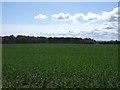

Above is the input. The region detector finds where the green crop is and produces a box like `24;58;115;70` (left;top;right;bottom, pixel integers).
2;44;119;88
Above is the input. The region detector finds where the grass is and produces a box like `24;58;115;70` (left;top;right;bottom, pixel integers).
2;44;119;88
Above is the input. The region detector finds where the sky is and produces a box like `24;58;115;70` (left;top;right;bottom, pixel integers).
2;2;119;41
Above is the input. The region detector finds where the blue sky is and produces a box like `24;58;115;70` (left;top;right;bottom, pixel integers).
2;2;119;41
3;2;117;24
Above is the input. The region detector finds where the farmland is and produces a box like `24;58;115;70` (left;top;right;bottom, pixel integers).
2;44;119;88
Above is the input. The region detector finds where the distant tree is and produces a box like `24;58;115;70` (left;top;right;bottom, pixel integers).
1;35;104;44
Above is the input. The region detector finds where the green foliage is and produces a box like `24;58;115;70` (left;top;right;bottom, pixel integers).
2;44;119;88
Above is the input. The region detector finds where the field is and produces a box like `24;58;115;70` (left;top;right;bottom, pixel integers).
2;44;119;88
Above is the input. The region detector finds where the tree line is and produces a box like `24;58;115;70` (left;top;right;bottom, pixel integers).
98;40;120;44
2;35;120;44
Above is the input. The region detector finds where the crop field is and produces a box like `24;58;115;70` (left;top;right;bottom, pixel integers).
2;44;119;88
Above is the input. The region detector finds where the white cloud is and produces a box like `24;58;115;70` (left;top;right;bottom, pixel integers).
34;14;48;20
33;7;119;24
86;12;100;22
71;13;85;23
102;21;118;30
70;12;100;23
52;12;71;21
33;7;120;23
86;7;119;22
51;7;119;23
101;7;119;22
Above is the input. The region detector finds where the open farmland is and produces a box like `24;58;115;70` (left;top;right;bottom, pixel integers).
2;44;119;88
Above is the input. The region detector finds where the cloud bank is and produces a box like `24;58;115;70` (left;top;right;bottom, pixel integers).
2;20;118;41
50;7;119;23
